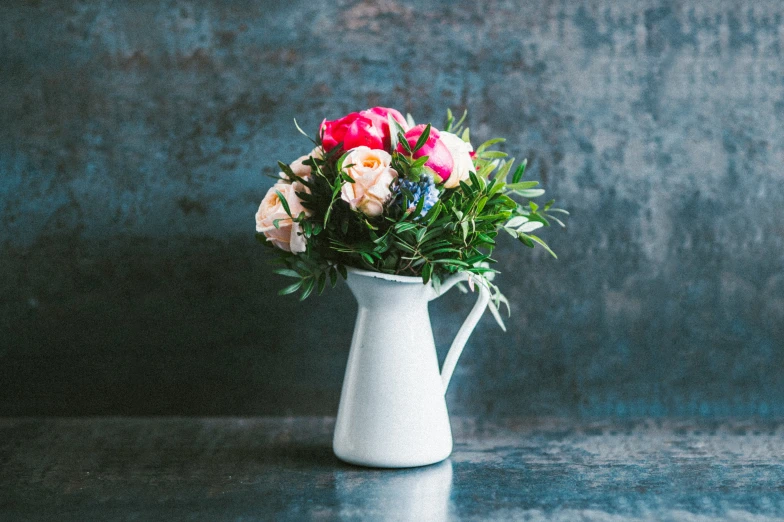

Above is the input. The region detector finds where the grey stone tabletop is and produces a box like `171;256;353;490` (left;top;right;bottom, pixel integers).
2;417;783;521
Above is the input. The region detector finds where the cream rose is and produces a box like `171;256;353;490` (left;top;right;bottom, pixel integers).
255;181;311;253
340;147;398;217
280;146;324;181
440;132;474;189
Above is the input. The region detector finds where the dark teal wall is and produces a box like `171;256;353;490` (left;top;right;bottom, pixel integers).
1;1;783;416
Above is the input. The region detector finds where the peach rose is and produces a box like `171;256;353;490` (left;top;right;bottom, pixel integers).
255;181;311;253
340;147;398;217
280;146;323;181
440;132;474;189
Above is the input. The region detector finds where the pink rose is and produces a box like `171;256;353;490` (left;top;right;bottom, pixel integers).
362;106;408;147
255;181;311;253
396;124;454;184
321;107;408;152
340;147;398;217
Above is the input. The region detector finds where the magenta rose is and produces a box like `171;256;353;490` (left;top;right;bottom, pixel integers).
362;106;408;145
321;107;408;152
396;124;454;183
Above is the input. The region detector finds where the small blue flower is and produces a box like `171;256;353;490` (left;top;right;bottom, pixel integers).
397;175;440;218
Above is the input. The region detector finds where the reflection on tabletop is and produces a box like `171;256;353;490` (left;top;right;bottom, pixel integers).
335;459;453;521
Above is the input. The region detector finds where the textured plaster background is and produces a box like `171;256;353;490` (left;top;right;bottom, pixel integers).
1;0;782;416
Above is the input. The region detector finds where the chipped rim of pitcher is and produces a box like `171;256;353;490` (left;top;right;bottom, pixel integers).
345;266;426;284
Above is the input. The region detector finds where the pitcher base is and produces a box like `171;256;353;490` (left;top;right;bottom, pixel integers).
333;444;452;469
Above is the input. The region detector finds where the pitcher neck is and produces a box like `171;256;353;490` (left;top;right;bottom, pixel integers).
345;268;436;309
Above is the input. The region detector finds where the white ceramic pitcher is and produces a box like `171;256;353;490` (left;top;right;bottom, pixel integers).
333;267;490;468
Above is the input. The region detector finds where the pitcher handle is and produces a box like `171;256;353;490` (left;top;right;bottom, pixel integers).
431;273;490;393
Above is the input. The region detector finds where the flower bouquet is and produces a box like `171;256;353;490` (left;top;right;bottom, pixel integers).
255;106;565;328
255;106;565;467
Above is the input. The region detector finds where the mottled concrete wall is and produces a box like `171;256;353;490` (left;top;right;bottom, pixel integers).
1;0;782;416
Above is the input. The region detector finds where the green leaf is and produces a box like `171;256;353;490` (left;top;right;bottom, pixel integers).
518;221;544;233
476;212;512;222
422;263;433;284
336;150;353;173
337;264;348;279
497;195;518;208
425;247;462;256
431;258;470;267
465;253;489;265
409;191;424;217
395;222;418;233
407;166;424;182
453;109;468;131
420;239;451;252
506;181;539;190
475;196;488;214
476;138;506;154
460;220;469;241
512;158;528;183
516;188;546;198
412;124;431;154
528;234;558;258
546;213;567;228
274;268;300;278
393;240;416;253
488;180;506;196
275;190;292;217
506;216;529;228
527;213;550;227
479;151;508;159
468;170;484;191
398;132;412;154
293;119;315;143
300;278;315;300
461;127;470;142
277;161;298;182
388;114;400;151
476;233;496;245
444;108;454;132
494;158;514;183
517;234;534;248
409;155;427;169
426;201;442;226
477;161;496;178
279;281;303;296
